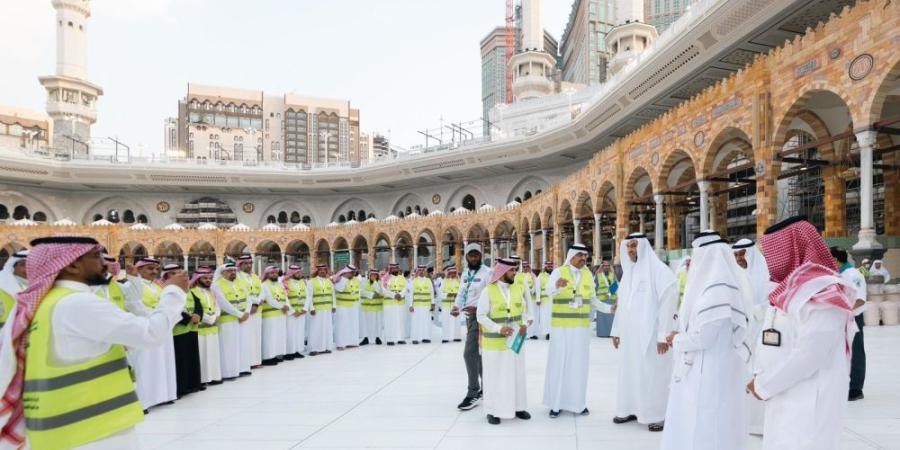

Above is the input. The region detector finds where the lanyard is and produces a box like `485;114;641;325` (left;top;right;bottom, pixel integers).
460;268;478;304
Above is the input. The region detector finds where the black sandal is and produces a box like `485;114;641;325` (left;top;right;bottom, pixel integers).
612;415;637;424
648;422;664;432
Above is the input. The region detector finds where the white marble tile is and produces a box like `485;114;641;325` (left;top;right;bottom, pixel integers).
134;325;900;449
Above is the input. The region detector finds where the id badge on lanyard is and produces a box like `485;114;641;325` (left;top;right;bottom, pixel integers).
761;311;781;347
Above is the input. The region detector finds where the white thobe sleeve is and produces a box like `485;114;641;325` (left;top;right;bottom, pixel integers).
305;280;315;311
360;283;374;299
334;277;348;292
406;284;414;307
261;284;284;310
590;298;614;314
212;284;243;318
672;317;728;353
202;294;220;325
331;283;337;308
475;288;502;334
428;280;435;305
123;277;152;316
54;286;186;349
656;282;679;343
754;306;850;401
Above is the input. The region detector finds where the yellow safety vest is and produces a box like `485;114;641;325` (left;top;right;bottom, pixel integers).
261;280;287;318
481;283;525;351
441;278;460;307
234;272;262;300
173;289;199;336
285;278;307;312
387;276;407;304
514;272;534;292
361;280;384;312
677;270;689;308
191;287;218;336
215;278;247;324
0;289;14;328
538;272;550;303
550;265;595;328
336;277;360;308
24;287;144;450
596;271;617;302
311;278;334;311
412;278;432;306
103;282;127;312
141;281;162;308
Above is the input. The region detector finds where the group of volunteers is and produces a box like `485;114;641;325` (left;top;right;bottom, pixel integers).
0;216;878;449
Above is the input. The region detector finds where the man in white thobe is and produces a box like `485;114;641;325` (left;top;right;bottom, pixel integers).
333;265;362;350
0;237;189;450
283;265;308;359
360;268;385;345
382;263;409;345
130;258;179;410
534;261;554;340
189;267;223;385
211;263;251;380
305;264;336;355
260;265;289;365
747;217;858;450
235;255;263;368
733;238;772;435
610;233;678;431
515;260;540;340
476;258;533;425
409;265;435;344
437;267;462;342
543;244;613;418
660;231;752;450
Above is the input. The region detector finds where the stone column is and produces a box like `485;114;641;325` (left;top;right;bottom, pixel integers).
390;246;397;264
280;252;286;271
529;231;537;266
884;149;900;236
367;243;376;270
490;238;497;263
540;230;548;264
183;254;189;271
697;180;710;231
593;213;602;265
516;231;526;260
456;240;465;269
412;244;419;268
573;219;582;245
666;203;682;250
853;130;882;250
654;194;664;255
329;250;335;272
638;212;645;235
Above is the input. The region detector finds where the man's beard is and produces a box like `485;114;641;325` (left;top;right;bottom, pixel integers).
544;269;552;274
390;271;399;276
89;272;113;286
467;260;481;271
199;280;212;289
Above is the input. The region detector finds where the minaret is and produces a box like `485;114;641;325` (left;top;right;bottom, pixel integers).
39;0;103;155
606;0;658;76
509;0;556;101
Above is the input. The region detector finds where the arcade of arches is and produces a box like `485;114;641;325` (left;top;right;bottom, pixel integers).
1;1;899;274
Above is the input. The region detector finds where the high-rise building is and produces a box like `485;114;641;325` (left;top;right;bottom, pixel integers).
509;0;557;101
480;21;559;135
171;83;361;165
38;0;103;156
559;0;616;86
645;0;695;33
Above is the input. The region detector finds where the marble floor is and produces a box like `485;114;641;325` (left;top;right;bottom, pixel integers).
136;325;900;450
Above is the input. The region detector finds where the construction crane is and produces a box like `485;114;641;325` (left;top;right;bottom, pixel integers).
504;0;515;104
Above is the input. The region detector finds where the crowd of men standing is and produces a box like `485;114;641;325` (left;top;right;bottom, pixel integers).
0;215;884;449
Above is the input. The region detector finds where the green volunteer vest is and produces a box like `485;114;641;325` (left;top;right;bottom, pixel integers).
412;278;432;306
336;277;360;308
361;280;384;312
538;272;550;303
261;280;287;318
141;281;162;308
215;278;247;324
388;276;407;304
173;289;198;336
191;287;219;335
0;289;14;328
285;278;307;311
234;272;262;302
24;287;144;450
596;271;617;302
441;278;460;307
481;283;525;351
311;277;334;311
104;282;127;312
514;272;534;292
550;265;595;328
676;270;689;308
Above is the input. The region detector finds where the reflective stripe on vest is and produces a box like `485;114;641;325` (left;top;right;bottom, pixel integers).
538;272;550;303
441;278;460;306
285;278;307;310
550;266;594;328
412;278;432;305
215;278;247;324
173;289;199;336
24;287;143;449
234;272;262;298
482;283;525;351
361;281;383;312
336;278;360;308
261;280;287;318
311;278;334;310
388;276;407;303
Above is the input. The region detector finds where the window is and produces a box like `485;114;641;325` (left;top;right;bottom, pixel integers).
33;211;47;222
278;211;288;224
358;210;366;220
462;194;476;210
12;206;29;220
92;214;103;222
123;210;135;223
0;205;7;220
107;209;120;223
267;215;277;224
137;214;148;224
338;215;346;223
290;211;301;223
302;216;311;224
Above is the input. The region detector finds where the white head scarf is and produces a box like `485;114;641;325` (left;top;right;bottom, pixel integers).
674;232;753;380
617;233;678;351
733;239;771;307
675;255;691;275
564;244;590;267
0;251;28;295
214;263;237;282
869;260;890;282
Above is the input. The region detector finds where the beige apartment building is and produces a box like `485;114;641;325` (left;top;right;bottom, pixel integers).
170;83;361;165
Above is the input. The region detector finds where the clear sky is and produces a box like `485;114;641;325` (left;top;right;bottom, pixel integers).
0;0;575;154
